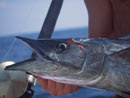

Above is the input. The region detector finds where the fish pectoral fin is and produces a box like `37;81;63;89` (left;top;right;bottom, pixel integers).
110;48;130;61
113;91;130;98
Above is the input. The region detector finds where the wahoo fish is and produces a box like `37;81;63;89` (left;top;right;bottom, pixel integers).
6;36;130;98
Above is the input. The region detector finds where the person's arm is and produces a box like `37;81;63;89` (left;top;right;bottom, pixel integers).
84;0;114;38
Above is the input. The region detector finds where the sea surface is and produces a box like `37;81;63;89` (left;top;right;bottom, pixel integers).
0;28;115;98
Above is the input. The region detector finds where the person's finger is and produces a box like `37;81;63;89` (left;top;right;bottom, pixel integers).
56;82;64;96
71;85;81;93
37;77;48;92
63;84;72;94
37;77;81;96
47;80;56;96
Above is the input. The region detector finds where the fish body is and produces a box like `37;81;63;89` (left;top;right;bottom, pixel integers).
6;36;130;98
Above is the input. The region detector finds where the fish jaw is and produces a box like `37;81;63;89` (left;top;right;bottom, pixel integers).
5;58;103;86
5;58;84;82
30;71;103;86
5;58;64;74
16;36;87;68
30;72;93;86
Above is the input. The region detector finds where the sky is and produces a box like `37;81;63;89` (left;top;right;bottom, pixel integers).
0;0;88;36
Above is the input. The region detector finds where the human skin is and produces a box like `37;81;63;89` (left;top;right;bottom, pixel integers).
85;0;130;98
85;0;130;39
37;0;130;96
37;77;81;96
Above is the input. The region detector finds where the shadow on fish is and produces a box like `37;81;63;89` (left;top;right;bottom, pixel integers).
5;36;130;98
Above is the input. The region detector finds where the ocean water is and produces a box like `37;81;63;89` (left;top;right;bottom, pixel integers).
0;0;88;36
0;28;115;98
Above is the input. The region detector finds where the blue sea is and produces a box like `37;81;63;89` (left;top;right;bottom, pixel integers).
0;28;115;98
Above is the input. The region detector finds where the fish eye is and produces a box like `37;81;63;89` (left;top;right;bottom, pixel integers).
57;43;67;52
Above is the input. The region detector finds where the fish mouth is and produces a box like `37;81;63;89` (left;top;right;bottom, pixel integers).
16;36;50;60
16;36;64;62
5;59;86;86
6;36;91;85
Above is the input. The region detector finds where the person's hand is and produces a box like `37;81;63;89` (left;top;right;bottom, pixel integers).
37;77;81;96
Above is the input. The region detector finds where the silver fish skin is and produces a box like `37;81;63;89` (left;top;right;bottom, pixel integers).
6;36;130;98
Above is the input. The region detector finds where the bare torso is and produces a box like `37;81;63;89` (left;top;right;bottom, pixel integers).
85;0;130;97
111;0;130;35
85;0;130;38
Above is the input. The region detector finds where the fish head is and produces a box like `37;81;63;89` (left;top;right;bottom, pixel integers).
32;38;104;73
16;36;87;68
6;37;105;86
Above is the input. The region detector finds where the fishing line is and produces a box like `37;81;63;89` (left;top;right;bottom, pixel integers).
2;38;16;62
1;0;40;62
